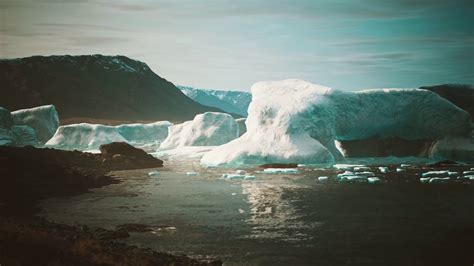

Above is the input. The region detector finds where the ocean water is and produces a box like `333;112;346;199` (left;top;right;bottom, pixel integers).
41;159;474;265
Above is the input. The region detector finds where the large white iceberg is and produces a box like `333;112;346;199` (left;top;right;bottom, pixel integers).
201;79;471;167
46;123;126;151
116;121;172;146
159;112;239;150
11;105;59;143
46;121;173;151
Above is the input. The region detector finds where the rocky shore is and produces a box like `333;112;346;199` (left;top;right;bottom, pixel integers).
0;144;222;265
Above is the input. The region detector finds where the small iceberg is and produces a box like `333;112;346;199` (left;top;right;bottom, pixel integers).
421;171;449;178
222;173;246;180
420;177;431;184
341;176;368;183
400;164;411;168
367;177;381;184
462;171;474;175
186;171;198;176
318;176;329;182
148;171;160;177
262;168;299;174
378;167;389;173
429;177;451;184
244;175;256;180
396;168;406;173
353;166;371;172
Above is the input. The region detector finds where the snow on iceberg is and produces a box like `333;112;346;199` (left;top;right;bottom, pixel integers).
159;112;239;150
201;79;471;167
11;105;59;143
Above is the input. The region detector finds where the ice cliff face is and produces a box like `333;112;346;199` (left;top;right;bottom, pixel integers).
0;105;58;146
201;79;472;167
178;86;251;116
11;105;59;143
159;112;239;150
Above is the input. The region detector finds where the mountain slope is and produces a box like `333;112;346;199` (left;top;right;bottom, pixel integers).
0;55;229;123
178;85;251;116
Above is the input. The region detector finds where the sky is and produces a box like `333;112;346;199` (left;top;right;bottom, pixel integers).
1;0;473;91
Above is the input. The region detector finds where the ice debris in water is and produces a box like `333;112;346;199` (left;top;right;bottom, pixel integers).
354;171;375;177
222;174;245;179
333;164;365;171
262;168;299;174
400;164;411;168
367;177;381;184
340;175;368;183
244;175;256;180
463;171;474;175
457;175;474;180
378;167;389;173
148;171;160;177
353;166;371;172
420;177;431;184
236;169;247;175
421;171;450;178
396;168;406;173
429;177;451;184
186;171;198;176
318;176;329;182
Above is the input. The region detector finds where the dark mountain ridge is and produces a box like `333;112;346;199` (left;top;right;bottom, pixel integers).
0;55;233;123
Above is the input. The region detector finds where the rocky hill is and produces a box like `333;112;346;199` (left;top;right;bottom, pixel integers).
0;55;230;123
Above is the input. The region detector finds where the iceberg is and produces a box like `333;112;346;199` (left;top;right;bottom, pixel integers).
45;121;172;151
11;105;59;143
159;112;239;150
148;171;160;177
116;121;172;146
201;79;471;167
0;107;39;146
367;177;381;184
236;118;247;136
46;123;126;151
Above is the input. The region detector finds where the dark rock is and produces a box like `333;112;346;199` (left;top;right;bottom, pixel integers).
259;163;298;168
99;142;163;169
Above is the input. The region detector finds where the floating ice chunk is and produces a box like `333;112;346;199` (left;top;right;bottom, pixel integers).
353;166;371;172
367;177;381;184
337;171;354;180
148;171;160;177
396;168;406;173
420;177;431;184
354;171;375;177
421;171;449;178
244;175;256;180
447;171;458;177
429;177;451;184
262;168;299;174
186;171;198;176
236;169;247;175
378;167;389;173
222;173;245;179
470;168;474;171
318;176;329;182
340;175;368;183
463;171;474;175
333;164;365;171
457;175;474;180
400;164;411;168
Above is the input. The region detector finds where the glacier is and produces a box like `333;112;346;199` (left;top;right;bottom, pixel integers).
201;79;471;167
159;112;239;150
178;86;252;116
46;121;172;151
11;105;59;143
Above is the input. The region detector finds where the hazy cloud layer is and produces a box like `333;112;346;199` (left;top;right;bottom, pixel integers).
1;0;472;90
